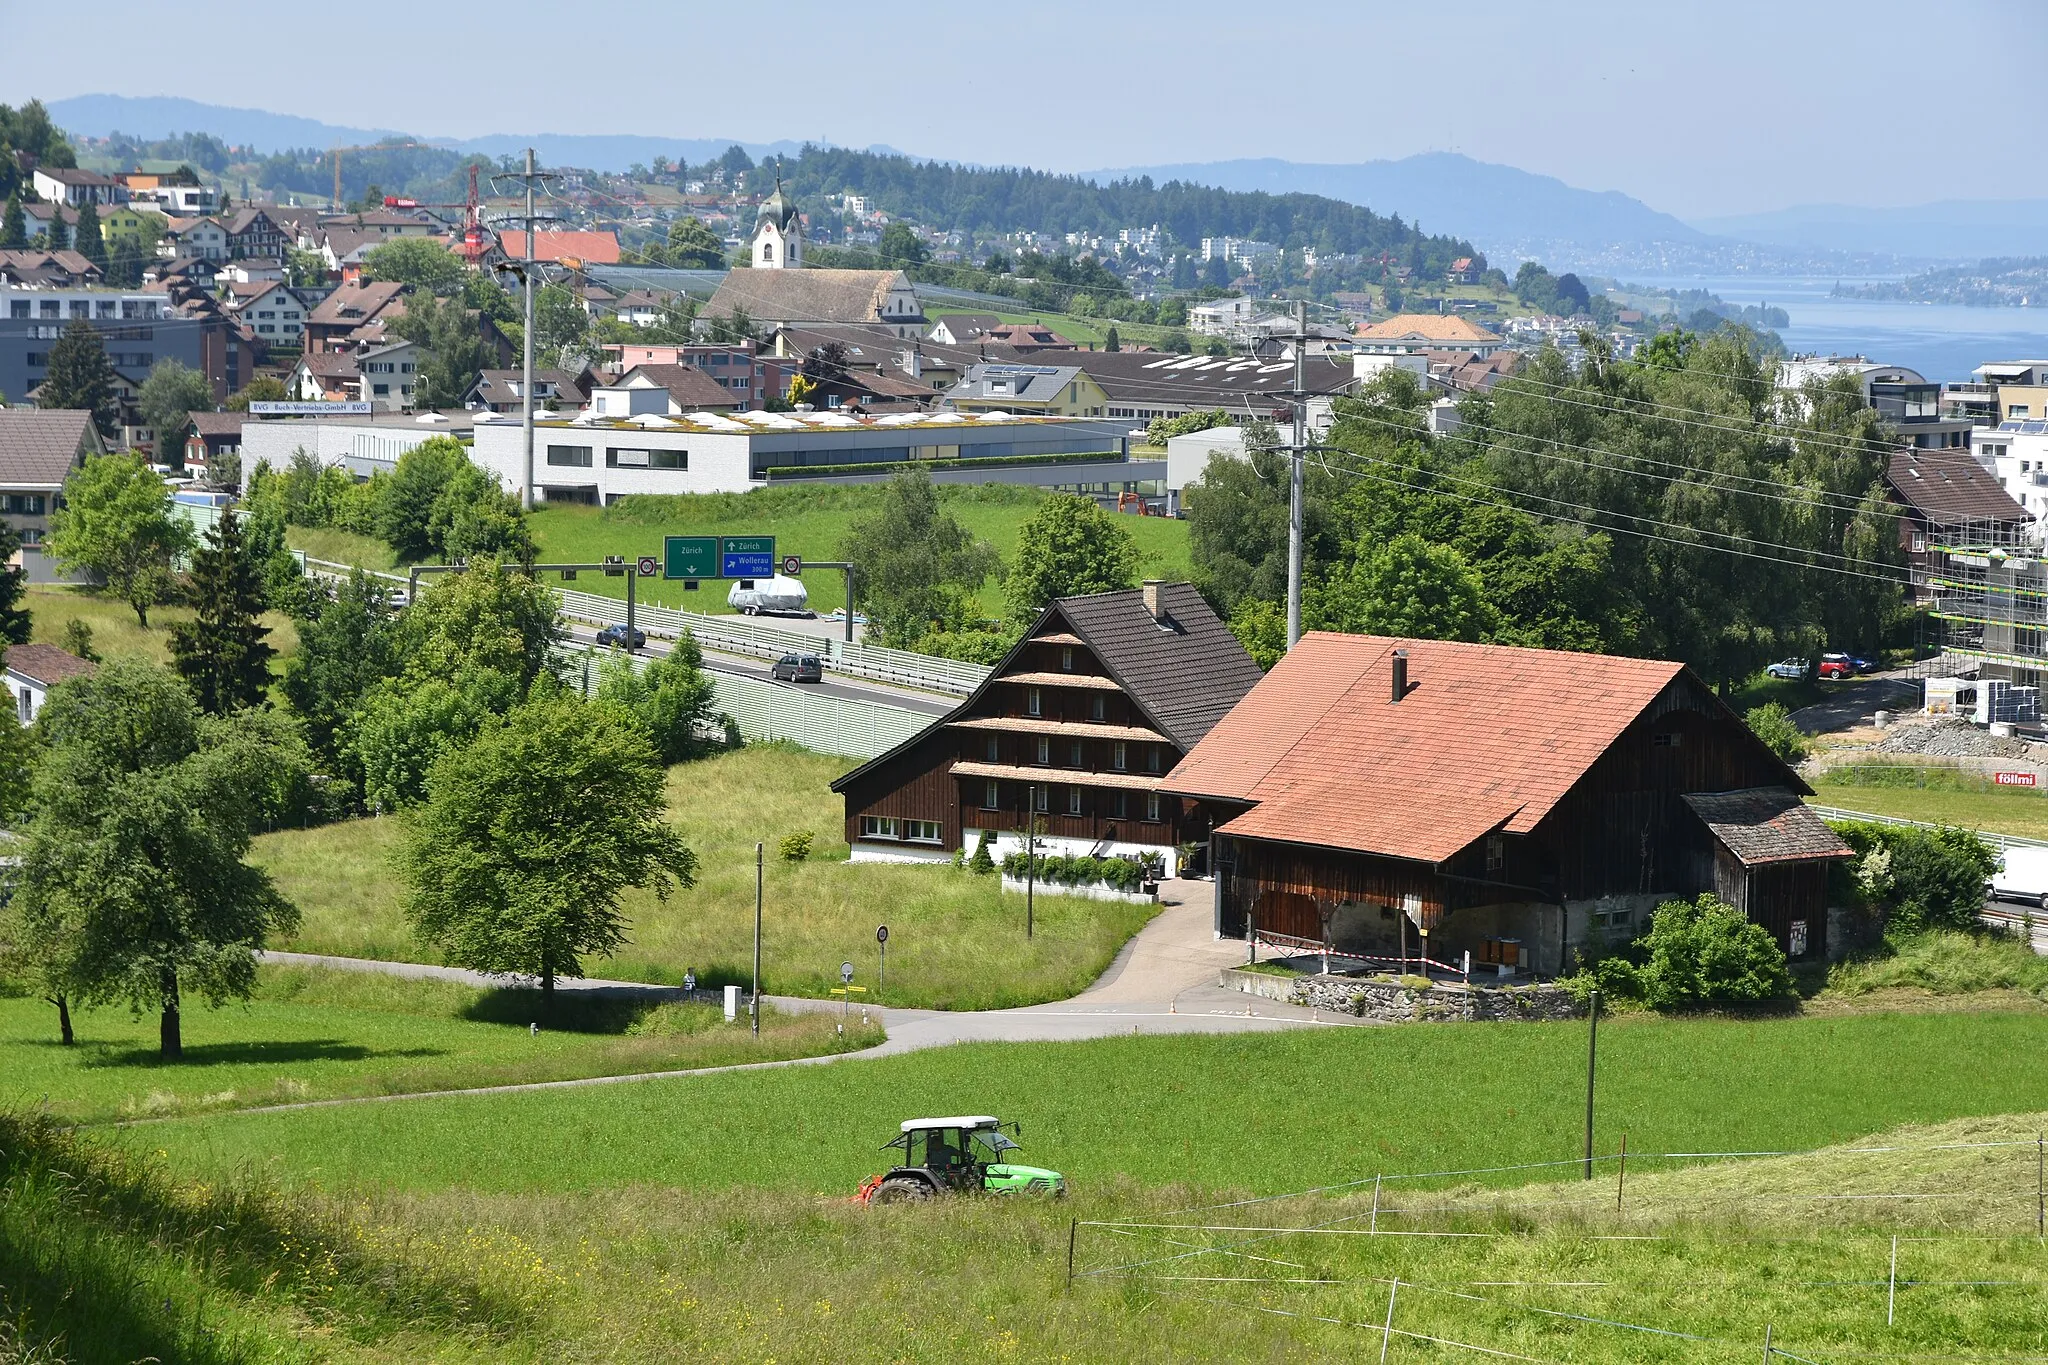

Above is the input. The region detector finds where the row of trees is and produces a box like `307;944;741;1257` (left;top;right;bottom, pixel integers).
1186;333;1903;684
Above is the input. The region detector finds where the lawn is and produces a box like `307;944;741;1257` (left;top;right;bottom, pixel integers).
289;485;1196;623
252;745;1152;1010
140;1009;2048;1199
0;965;877;1127
23;584;299;673
1808;777;2048;839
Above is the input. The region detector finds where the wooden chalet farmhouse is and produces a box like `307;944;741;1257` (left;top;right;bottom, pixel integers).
1165;633;1853;975
831;583;1264;873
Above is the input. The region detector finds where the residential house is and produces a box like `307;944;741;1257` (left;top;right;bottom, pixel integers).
1168;634;1851;973
0;408;100;575
927;313;1004;346
466;368;592;413
830;582;1264;873
1780;357;1974;451
704;267;925;339
3;643;96;723
184;411;246;476
1189;296;1258;338
589;364;744;416
599;340;793;410
288;349;362;402
159;217;228;262
20;201;76;249
773;325;985;392
100;204;166;255
946;363;1108;417
491;229;623;267
0;282;237;420
356;339;424;411
1353;313;1504;359
0;249;100;287
31;168;127;207
1948;360;2048;429
316;210;444;239
977;322;1074;353
303;280;406;352
224;279;308;344
223;208;289;261
1973;419;2048;541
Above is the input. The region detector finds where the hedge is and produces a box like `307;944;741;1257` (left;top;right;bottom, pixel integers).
999;850;1160;891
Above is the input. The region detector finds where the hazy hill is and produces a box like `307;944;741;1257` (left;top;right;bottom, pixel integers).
1692;199;2048;261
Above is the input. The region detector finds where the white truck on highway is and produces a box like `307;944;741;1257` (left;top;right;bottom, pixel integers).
1989;846;2048;911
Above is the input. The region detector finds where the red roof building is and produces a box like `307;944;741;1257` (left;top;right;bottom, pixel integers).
1168;633;1849;974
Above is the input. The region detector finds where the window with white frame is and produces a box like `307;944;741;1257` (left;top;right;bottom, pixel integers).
1144;792;1162;822
1067;787;1083;816
905;819;941;843
984;779;999;809
860;815;899;839
1036;736;1051;764
1033;786;1049;812
1026;686;1041;716
1113;741;1127;770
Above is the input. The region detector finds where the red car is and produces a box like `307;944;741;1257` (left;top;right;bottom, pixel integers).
1817;656;1855;680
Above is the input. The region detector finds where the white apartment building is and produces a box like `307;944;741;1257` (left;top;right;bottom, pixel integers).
228;281;308;343
356;339;422;411
1199;236;1278;265
1973;418;2048;544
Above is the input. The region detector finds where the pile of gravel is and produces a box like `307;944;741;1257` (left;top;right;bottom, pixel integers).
1869;719;2042;761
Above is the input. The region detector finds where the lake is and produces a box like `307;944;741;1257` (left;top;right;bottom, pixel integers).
1622;275;2048;383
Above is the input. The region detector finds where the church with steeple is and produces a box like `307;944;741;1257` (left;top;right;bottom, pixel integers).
752;179;802;269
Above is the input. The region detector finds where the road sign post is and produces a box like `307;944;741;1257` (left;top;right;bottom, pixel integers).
840;960;855;1020
782;554;802;576
877;924;889;997
663;535;718;580
637;555;659;578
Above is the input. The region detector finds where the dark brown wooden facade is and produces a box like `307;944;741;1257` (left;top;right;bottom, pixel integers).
1210;674;1841;970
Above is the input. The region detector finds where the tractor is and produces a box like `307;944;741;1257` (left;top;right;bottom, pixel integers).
858;1116;1066;1204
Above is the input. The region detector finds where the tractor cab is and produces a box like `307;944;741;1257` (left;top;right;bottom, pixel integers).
860;1115;1066;1204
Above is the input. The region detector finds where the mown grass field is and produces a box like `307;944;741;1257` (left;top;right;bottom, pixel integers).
141;1009;2048;1199
253;746;1151;1010
0;966;877;1127
288;484;1196;622
19;1035;2048;1363
1808;775;2048;839
23;584;301;672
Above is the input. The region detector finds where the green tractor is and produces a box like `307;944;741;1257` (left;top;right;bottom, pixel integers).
858;1116;1066;1204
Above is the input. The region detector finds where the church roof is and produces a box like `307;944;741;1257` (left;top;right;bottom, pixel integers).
706;268;917;327
756;183;800;231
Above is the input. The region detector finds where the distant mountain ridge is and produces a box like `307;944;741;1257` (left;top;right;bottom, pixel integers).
1077;151;1707;262
1691;199;2048;262
44;94;880;172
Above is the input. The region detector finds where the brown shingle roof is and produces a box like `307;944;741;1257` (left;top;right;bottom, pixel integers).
1056;584;1264;748
0;409;98;488
1355;313;1502;343
307;280;406;327
707;268;912;327
1886;448;2029;528
1166;633;1727;863
4;643;97;688
1682;789;1853;866
616;363;740;409
189;412;245;436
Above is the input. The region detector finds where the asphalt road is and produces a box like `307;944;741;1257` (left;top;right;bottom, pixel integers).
562;623;953;716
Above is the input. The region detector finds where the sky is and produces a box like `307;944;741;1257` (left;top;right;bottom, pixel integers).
4;0;2044;220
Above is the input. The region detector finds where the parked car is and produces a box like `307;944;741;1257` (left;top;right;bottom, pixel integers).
1818;655;1855;680
1991;847;2048;911
1765;658;1809;680
596;624;646;650
771;653;824;683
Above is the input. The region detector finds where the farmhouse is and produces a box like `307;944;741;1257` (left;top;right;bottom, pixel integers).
831;582;1264;875
1166;633;1851;975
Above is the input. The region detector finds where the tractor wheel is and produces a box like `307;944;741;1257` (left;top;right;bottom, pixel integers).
869;1177;933;1205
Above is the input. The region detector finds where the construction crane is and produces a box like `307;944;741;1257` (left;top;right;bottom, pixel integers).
324;141;428;211
364;163;493;262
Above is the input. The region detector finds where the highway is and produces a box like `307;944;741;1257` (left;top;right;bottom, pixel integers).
560;623;955;717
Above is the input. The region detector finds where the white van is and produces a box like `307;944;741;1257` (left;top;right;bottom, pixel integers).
727;573;810;616
1989;846;2048;910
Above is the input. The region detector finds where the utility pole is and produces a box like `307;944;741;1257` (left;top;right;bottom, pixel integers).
752;842;763;1038
490;150;560;512
1286;299;1307;647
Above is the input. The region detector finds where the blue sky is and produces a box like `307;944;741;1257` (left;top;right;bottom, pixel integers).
4;0;2043;218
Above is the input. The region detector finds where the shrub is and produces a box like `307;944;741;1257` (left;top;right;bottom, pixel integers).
1744;702;1808;763
1826;820;1997;934
967;829;995;875
998;850;1148;891
1635;894;1793;1007
778;831;813;863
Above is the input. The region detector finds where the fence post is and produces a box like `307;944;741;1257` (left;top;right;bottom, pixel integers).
1379;1277;1398;1364
1886;1235;1898;1326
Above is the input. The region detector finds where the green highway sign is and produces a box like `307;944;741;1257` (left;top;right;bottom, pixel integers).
663;536;719;579
721;536;776;578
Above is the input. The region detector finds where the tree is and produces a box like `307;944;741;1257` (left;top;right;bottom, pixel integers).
285;247;330;289
1315;533;1497;642
430;461;533;566
400;691;697;996
665;215;725;268
389;291;493;410
1227;597;1287;670
374;435;469;561
168;509;274;715
1104;326;1120;352
1004;493;1139;622
72;200;104;268
281;568;398;782
0;521;30;645
48;453;195;627
531;283;594;367
595;630;718;764
1635;895;1793;1007
225;375;288;412
12;660;303;1058
37;318;121;438
362;237;466;293
878;222;931;267
355;676;491;811
838;468;1001;647
0;191;25;250
1744;702;1808;764
137;358;214;462
398;554;563;699
59;619;97;662
104;234;144;288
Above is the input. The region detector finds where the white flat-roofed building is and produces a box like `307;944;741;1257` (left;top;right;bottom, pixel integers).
240;409;478;479
469;410;1136;505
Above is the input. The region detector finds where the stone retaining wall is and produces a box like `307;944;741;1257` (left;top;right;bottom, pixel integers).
1219;968;1582;1023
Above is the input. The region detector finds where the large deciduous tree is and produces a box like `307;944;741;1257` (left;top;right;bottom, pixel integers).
280;567;399;787
361;237;465;293
1004;493;1139;623
388;291;493;410
48;453;195;627
137;358;215;464
664;215;725;268
12;660;305;1058
837;467;1000;647
400;691;697;996
168;509;274;714
37;318;122;438
595;631;718;764
1313;532;1497;643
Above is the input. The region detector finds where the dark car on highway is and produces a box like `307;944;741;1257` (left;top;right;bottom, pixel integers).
597;624;647;650
772;652;824;683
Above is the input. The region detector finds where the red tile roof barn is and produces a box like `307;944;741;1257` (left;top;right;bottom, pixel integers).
1165;632;1737;863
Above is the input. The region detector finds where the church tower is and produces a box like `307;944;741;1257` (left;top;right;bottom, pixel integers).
751;178;802;269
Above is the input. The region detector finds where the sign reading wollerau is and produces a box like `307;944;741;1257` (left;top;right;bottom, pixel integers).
720;536;776;579
247;401;375;416
663;536;719;580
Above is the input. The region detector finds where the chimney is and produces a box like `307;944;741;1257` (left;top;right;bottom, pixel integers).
1142;579;1165;625
1390;648;1409;703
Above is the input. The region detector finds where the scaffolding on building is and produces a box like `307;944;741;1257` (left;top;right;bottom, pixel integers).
1919;515;2048;682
